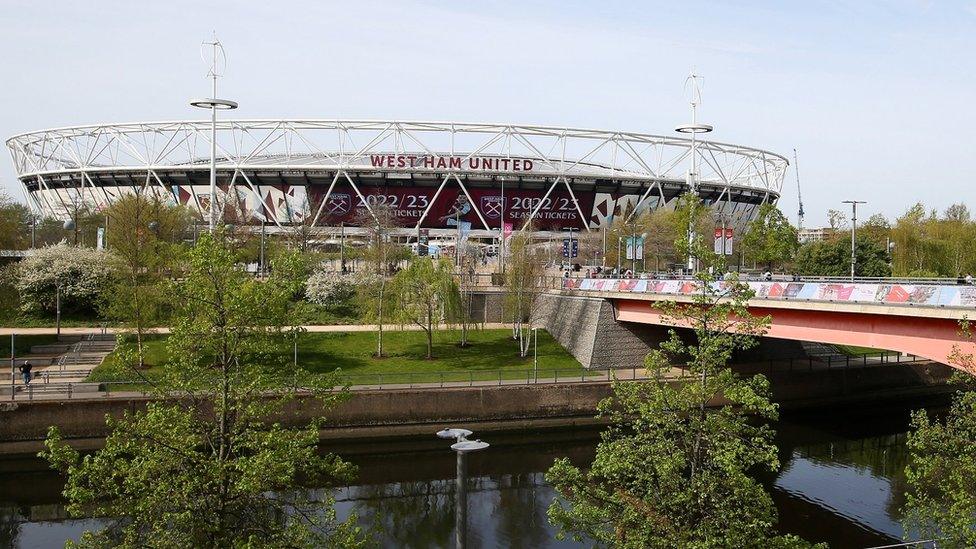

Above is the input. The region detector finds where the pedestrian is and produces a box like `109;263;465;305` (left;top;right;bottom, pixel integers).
967;273;974;285
763;270;772;281
19;360;32;386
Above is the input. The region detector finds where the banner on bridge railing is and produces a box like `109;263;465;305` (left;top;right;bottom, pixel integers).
562;278;976;308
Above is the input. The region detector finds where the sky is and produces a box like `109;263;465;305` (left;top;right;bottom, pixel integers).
1;0;973;226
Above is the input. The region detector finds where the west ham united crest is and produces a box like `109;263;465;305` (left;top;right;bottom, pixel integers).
327;193;351;215
480;196;504;219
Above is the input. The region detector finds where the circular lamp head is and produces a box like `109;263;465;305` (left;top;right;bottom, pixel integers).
675;123;713;134
451;440;490;453
63;219;76;231
148;221;160;232
436;428;473;440
190;98;238;110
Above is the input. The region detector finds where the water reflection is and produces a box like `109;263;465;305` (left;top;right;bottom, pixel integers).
0;404;939;548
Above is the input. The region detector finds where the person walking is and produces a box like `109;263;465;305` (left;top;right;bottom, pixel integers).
19;360;32;386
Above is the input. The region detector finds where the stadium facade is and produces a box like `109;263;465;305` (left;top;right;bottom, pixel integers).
6;120;787;237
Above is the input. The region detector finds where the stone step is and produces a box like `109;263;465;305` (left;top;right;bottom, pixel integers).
57;334;115;343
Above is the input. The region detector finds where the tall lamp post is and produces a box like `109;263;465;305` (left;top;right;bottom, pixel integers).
841;200;866;282
675;71;712;274
190;34;237;232
436;427;489;549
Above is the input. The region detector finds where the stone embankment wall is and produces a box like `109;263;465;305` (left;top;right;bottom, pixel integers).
532;293;669;369
0;361;956;452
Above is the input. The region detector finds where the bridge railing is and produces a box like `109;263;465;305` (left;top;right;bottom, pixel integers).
556;277;976;309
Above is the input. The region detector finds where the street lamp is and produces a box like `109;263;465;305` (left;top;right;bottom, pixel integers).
436;427;489;549
190;34;237;232
841;200;866;282
675;71;713;274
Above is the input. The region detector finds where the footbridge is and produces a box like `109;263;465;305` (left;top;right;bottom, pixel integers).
552;277;976;372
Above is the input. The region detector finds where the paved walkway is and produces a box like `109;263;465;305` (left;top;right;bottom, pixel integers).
0;323;511;336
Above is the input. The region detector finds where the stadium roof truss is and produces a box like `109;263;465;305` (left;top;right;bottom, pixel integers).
6;120;788;230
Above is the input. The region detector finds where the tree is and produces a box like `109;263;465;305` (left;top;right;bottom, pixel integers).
504;228;545;357
0;191;31;250
41;233;367;548
671;193;713;271
827;209;848;231
15;243;119;315
860;213;891;248
356;203;403;357
643;207;682;272
390;256;460;359
456;245;481;347
903;323;976;547
546;265;811;547
794;237;891;277
891;203;929;275
99;194;189;368
740;203;799;271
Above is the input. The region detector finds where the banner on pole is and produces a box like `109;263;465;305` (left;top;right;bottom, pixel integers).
724;228;734;255
626;236;644;260
713;228;723;255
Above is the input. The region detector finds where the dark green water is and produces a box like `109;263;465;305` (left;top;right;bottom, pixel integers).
0;402;933;548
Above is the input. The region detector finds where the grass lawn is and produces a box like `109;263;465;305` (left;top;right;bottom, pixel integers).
834;344;890;357
89;328;587;388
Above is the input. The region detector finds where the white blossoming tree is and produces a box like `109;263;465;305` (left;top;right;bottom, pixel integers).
15;243;119;315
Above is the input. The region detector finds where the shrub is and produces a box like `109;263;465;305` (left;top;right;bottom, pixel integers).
305;270;358;307
16;244;119;314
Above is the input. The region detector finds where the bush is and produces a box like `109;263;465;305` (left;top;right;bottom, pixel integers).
16;244;119;314
305;270;358;307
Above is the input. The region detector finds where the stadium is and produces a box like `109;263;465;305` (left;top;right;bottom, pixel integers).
6;120;787;241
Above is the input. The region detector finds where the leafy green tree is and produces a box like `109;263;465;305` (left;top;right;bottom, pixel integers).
891;203;932;275
0;191;31;249
99;194;189;368
860;213;891;248
903;323;976;547
42;233;367;548
546;266;812;548
390;256;460;358
671;192;712;270
740;203;799;270
794;236;891;277
505;227;545;356
355;203;403;357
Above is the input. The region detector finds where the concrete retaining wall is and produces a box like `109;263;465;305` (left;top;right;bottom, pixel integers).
533;293;669;369
0;362;956;452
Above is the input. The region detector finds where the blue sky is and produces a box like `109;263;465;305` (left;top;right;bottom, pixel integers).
1;0;973;225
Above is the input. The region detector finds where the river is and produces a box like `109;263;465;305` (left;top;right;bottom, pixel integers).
0;400;935;548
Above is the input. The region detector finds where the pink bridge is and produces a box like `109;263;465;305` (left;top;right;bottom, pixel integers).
559;278;976;373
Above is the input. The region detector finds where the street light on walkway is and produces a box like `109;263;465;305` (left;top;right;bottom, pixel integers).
675;71;713;275
436;427;489;549
190;34;237;232
841;200;866;282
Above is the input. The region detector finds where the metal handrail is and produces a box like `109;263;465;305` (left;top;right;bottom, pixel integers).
6;350;929;401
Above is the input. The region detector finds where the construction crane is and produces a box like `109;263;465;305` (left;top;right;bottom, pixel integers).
793;148;805;231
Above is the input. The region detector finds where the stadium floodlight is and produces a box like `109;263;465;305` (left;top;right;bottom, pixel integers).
190;33;237;232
